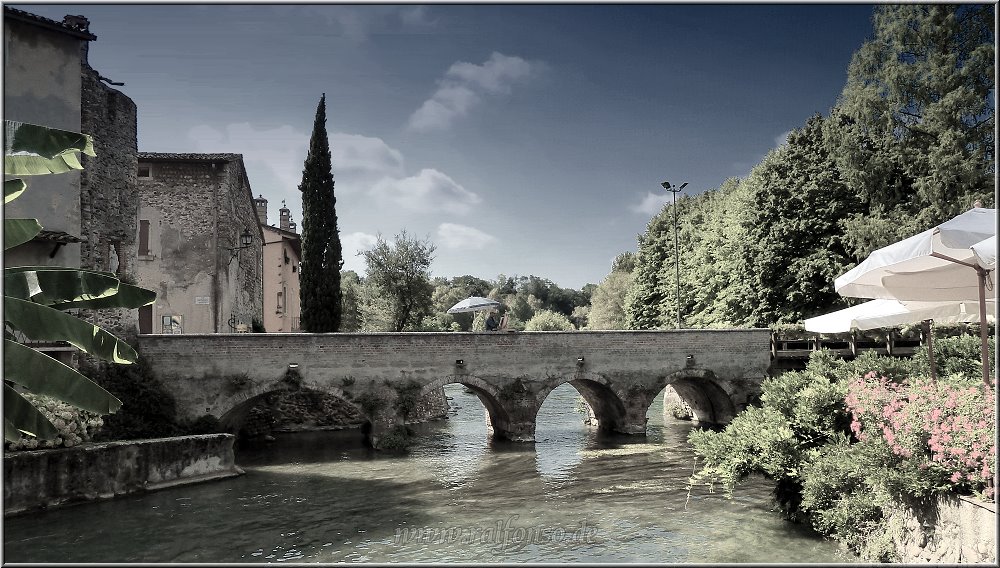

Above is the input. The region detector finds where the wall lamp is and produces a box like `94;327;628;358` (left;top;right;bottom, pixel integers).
228;228;254;263
577;356;585;365
455;359;465;367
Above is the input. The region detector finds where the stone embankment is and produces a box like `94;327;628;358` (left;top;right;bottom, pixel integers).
891;494;996;563
4;434;243;517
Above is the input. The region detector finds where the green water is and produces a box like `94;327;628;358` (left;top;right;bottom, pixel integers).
3;384;856;563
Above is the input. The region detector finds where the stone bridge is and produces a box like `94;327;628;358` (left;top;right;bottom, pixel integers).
138;329;771;447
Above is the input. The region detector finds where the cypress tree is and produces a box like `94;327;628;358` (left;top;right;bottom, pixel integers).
298;94;343;332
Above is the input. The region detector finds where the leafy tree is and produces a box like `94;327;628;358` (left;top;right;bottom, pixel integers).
524;309;574;331
587;270;634;330
361;231;435;331
339;270;363;332
298;94;343;332
827;4;994;236
4;121;155;442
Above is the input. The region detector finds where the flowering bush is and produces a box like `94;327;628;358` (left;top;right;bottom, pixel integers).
846;372;995;500
5;393;103;451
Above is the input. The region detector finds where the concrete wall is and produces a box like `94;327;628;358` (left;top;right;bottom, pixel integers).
3;15;84;269
3;434;244;517
891;494;996;563
136;156;263;333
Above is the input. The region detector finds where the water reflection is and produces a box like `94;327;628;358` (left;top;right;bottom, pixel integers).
3;382;856;563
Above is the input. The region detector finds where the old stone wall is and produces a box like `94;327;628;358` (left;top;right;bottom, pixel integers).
217;159;263;331
890;494;996;563
79;64;139;337
3;434;244;517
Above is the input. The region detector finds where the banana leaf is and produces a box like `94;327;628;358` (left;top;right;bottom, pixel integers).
5;266;156;309
4;297;137;364
4;384;58;440
4;218;42;250
5;419;22;442
4;340;122;414
4;178;26;203
4;268;120;306
4;120;95;176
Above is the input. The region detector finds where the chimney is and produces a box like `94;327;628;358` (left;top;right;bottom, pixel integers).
279;201;291;231
63;15;91;64
254;194;268;225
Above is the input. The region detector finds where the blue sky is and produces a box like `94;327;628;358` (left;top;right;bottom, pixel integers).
17;3;876;289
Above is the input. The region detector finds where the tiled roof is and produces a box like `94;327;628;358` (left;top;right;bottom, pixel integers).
4;7;97;40
138;152;243;162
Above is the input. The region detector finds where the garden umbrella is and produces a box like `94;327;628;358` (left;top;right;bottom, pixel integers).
972;235;996;270
446;296;501;314
833;207;996;384
804;299;996;334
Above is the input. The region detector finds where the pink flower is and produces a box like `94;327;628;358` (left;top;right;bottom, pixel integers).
950;472;962;483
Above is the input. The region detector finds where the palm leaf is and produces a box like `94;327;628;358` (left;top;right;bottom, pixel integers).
4;384;58;440
4;120;95;176
4;218;42;250
4;297;137;364
4;419;23;442
4;179;26;203
4;340;122;414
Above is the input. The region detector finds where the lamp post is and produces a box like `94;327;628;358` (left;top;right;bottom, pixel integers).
227;228;254;263
660;180;687;329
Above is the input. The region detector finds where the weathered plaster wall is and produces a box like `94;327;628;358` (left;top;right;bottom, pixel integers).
3;434;244;517
890;494;996;564
3;16;83;268
79;64;139;336
217;159;264;331
262;226;301;333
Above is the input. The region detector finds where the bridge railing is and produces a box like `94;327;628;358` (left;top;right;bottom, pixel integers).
771;329;922;369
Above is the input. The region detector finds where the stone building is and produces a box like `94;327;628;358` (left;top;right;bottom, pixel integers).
4;8;140;337
255;196;303;332
136;153;263;334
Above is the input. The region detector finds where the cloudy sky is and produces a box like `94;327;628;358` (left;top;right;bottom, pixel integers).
20;3;875;289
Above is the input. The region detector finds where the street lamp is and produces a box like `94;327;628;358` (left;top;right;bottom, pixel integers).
227;228;254;263
660;180;687;329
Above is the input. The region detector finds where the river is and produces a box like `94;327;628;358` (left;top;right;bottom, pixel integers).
3;384;856;563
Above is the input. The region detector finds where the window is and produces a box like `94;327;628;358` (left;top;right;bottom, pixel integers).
138;164;151;178
276;291;284;312
139;220;150;256
138;305;152;334
161;315;182;334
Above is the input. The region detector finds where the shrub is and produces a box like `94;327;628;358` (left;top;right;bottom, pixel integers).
524;309;573;331
81;356;182;441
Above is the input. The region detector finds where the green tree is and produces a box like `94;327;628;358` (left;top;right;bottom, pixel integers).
827;4;994;237
587;270;634;330
361;231;436;332
4;121;156;442
339;270;363;332
298;94;343;332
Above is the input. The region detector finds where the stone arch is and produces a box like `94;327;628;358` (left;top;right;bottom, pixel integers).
419;375;511;438
535;373;629;434
216;382;367;435
656;369;737;425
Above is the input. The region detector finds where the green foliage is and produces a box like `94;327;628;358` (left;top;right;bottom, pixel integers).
81;357;182;441
587;270;634;330
3;121;156;442
524;309;574;331
339;270;364;332
361;231;435;331
354;390;386;417
912;333;996;380
393;380;422;420
377;424;413;451
298;94;344;332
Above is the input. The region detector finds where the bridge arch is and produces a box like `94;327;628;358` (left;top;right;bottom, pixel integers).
656;369;737;425
419;375;511;438
535;373;629;434
215;382;367;436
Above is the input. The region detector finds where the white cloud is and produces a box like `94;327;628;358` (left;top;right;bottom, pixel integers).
188;122;308;192
329;132;405;176
436;223;498;250
341;231;379;273
407;52;540;131
371;168;481;214
630;191;671;216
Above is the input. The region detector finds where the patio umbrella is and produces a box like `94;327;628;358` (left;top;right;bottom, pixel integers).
804;299;996;334
834;207;996;385
446;296;501;314
972;235;996;270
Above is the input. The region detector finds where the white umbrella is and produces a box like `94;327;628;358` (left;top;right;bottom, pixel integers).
834;207;996;384
446;296;501;314
804;299;996;334
972;235;996;270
